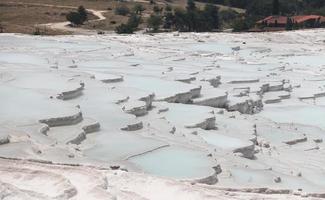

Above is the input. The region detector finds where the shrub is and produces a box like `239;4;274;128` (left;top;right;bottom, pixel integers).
66;12;84;25
127;13;142;28
33;27;41;35
163;6;174;29
285;17;293;30
115;23;134;34
66;5;88;25
232;18;249;32
153;5;162;14
133;4;145;15
115;5;130;16
115;13;142;34
147;14;162;32
219;9;239;23
78;6;88;22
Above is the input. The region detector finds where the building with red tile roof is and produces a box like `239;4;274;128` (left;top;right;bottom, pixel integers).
256;15;325;28
256;16;288;26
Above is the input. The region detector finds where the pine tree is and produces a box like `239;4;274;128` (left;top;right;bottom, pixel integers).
272;0;279;15
286;17;293;30
78;6;88;22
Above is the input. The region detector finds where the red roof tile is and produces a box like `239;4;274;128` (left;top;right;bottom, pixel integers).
257;15;325;25
256;16;288;25
292;15;323;23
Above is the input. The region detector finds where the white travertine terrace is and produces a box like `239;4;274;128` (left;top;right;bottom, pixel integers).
1;29;325;199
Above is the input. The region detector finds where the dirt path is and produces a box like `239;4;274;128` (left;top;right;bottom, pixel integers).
43;9;107;35
4;2;107;35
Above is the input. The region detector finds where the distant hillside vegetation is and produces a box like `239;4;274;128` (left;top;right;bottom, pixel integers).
195;0;325;16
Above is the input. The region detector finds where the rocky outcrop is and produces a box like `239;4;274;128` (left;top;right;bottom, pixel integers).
82;121;100;134
115;96;130;104
193;93;228;108
228;79;259;84
139;93;155;109
284;137;307;145
163;92;191;103
227;96;263;114
123;101;148;117
175;76;196;83
39;124;50;135
57;82;84;100
0;135;9;145
67;131;86;145
233;143;255;159
67;120;100;144
190;87;201;98
201;76;221;88
39;111;83;127
195;165;222;185
219;187;291;194
46;118;100;145
232;87;250;97
263;91;290;104
299;90;325;100
267;81;284;92
100;75;124;83
121;121;143;131
308;193;325;198
185;116;216;130
160;86;201;103
264;97;282;104
121;93;154;117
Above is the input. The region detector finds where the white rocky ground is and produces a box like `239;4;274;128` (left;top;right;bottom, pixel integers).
0;29;325;199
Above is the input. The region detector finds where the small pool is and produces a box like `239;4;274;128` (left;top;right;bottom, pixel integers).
259;105;325;129
283;55;325;68
0;85;75;122
0;53;46;65
200;131;251;150
162;103;214;127
129;146;214;179
189;42;233;55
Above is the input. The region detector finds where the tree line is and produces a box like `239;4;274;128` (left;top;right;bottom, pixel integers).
115;0;220;34
66;6;88;26
219;0;325;31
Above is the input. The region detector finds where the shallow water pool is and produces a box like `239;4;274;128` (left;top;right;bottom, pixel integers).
129;146;214;179
259;105;325;129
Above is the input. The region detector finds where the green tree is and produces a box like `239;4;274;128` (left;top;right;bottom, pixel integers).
165;5;172;12
115;13;142;34
115;23;134;34
174;8;188;31
78;6;88;22
285;17;293;30
185;0;198;31
219;9;239;28
203;4;219;31
66;6;87;25
115;5;130;16
133;4;145;15
186;0;196;11
147;14;162;32
232;18;249;32
66;12;84;25
153;5;162;14
128;13;142;29
272;0;280;15
163;5;174;29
